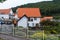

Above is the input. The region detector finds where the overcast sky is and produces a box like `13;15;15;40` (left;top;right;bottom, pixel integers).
0;0;52;9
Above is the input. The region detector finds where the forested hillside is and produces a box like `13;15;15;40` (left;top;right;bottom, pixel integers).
0;0;6;2
12;0;60;17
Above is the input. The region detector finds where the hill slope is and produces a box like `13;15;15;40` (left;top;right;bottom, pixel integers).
12;0;60;17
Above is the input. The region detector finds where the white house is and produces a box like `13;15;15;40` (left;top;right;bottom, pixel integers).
0;9;14;33
0;9;13;20
17;8;41;28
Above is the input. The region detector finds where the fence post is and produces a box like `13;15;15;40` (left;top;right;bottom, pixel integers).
13;25;15;36
26;27;28;39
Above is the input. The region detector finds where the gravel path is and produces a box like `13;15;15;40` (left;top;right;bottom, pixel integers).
0;34;29;40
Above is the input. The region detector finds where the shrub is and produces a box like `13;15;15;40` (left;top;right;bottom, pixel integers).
30;32;58;40
30;32;47;40
41;20;60;34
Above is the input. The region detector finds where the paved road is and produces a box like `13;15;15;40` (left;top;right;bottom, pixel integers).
0;34;29;40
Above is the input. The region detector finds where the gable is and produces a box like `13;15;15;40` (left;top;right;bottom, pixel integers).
18;15;28;21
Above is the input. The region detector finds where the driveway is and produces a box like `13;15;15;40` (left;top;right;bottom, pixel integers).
0;34;29;40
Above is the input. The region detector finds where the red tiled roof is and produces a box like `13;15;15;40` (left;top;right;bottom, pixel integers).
44;16;53;19
17;8;41;18
0;9;11;14
41;16;53;22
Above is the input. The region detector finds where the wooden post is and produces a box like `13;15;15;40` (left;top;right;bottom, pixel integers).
13;25;14;36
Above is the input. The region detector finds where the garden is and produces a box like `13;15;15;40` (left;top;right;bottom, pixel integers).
14;22;60;40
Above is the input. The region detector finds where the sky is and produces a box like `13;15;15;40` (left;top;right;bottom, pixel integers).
0;0;52;9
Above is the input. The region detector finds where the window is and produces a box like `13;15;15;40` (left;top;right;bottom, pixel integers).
32;23;34;26
31;19;33;21
28;18;30;21
2;17;4;19
34;18;37;20
27;23;29;26
28;18;33;21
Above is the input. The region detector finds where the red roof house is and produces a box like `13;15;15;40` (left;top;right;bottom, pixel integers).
17;8;41;28
17;8;41;18
0;9;13;19
0;9;11;14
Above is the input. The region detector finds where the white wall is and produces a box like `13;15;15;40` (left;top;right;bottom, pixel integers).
18;17;40;28
0;14;9;19
18;16;28;28
10;9;13;14
28;18;40;27
0;9;14;19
